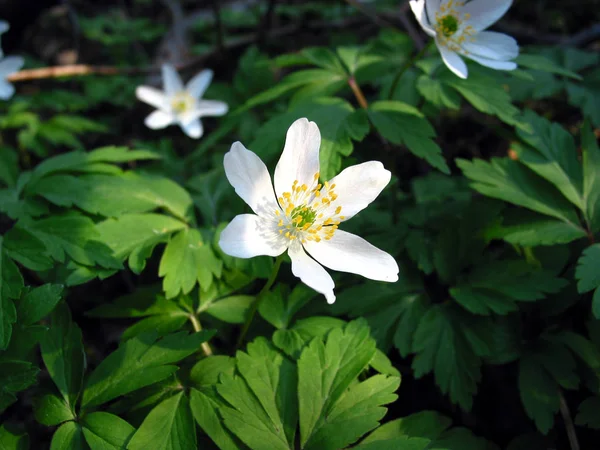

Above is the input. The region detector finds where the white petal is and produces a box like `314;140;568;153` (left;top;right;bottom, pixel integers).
197;100;228;117
409;0;436;36
161;63;184;96
219;214;287;258
274;118;321;200
460;0;513;32
0;21;9;35
465;53;517;71
186;69;213;99
321;161;391;222
144;110;174;129
425;0;442;25
438;42;468;78
460;31;518;61
0;80;14;100
304;230;399;283
179;100;229;124
223;141;279;216
136;86;168;110
288;241;335;304
0;56;24;77
180;118;203;139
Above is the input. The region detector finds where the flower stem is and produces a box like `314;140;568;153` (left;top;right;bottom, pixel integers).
559;389;580;450
236;254;285;349
348;77;369;109
388;40;434;100
189;314;213;356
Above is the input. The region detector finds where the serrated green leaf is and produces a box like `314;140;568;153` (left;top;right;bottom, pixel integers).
298;319;377;447
0;236;22;350
189;389;239;450
50;421;87;450
96;213;186;265
516;54;582;80
567;66;600;127
81;412;135;450
127;392;195;450
575;397;600;429
81;331;214;409
158;228;222;298
16;284;63;325
416;75;461;109
361;411;451;444
0;361;39;414
216;339;296;449
582;123;600;231
368;100;449;174
333;276;426;354
518;356;559;434
190;355;235;387
515;111;583;210
202;295;253;324
24;215;122;269
33;393;75;426
259;284;314;330
0;147;18;187
576;244;600;293
486;216;587;246
304;374;400;450
458;157;582;225
412;305;488;410
2;226;53;271
40;303;85;410
352;437;430;450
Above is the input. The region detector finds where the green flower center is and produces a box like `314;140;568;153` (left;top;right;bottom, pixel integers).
290;205;317;229
437;14;459;37
171;93;193;114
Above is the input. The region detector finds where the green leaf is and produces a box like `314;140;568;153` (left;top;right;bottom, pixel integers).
518;356;559;434
368;100;449;174
96;213;186;270
201;295;253;324
0;424;29;450
28;172;193;222
416;75;461;110
258;284;314;330
575;397;600;429
516;54;582;80
298;320;379;448
29;146;159;185
450;261;567;315
576;244;600;293
2;226;53;271
352;438;430;450
50;421;87;450
361;411;451;444
0;146;18;187
0;236;23;350
515;111;583;210
411;305;490;410
249;97;368;180
189;389;239;450
458;157;582;225
190;355;235;387
567;66;600;127
216;339;296;449
440;67;520;125
81;331;214;409
486;215;587;246
0;361;39;414
582;123;600;231
332;275;427;354
303;374;400;450
81;412;135;450
158;228;223;298
24;215;122;269
33;393;75;426
16;284;63;325
127;392;196;450
40;303;85;410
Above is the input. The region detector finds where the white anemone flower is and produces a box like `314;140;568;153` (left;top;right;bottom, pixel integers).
410;0;519;79
0;56;24;100
136;63;228;139
219;118;399;304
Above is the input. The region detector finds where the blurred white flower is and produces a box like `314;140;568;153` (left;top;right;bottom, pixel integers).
136;64;228;139
219;118;399;304
0;56;24;100
410;0;519;78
